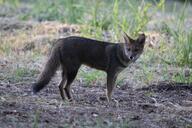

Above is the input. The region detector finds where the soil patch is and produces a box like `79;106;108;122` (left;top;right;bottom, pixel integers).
0;81;192;128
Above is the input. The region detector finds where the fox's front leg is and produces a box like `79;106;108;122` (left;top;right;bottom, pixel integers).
106;71;118;102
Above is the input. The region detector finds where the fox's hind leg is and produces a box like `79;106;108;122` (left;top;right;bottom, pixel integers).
59;71;67;100
64;67;79;101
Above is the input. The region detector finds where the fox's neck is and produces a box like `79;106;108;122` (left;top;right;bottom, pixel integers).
116;44;131;67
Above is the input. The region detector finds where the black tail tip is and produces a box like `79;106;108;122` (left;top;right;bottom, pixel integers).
32;83;40;94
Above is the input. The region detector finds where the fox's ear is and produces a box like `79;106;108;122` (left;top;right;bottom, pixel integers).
137;33;146;45
123;32;132;45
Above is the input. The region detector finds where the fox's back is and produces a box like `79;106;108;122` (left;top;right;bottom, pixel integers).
56;36;116;70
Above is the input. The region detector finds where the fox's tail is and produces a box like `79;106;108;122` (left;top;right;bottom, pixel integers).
32;46;61;93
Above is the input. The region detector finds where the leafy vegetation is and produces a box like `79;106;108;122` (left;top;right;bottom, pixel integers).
0;0;192;84
161;1;192;68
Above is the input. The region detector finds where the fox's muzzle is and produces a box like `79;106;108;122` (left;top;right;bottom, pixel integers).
129;56;134;60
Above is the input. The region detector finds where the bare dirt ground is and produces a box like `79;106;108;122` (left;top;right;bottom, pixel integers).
1;80;192;128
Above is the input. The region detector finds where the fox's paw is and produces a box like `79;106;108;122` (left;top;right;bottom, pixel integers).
107;98;119;108
98;96;119;107
98;96;107;101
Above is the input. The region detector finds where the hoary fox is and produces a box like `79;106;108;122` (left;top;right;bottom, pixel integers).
32;32;146;102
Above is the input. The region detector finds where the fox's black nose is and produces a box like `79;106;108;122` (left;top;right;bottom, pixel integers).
129;56;134;60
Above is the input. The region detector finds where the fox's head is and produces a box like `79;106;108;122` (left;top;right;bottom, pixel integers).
122;32;146;62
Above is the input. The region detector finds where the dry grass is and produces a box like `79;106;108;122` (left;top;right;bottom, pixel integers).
0;21;80;57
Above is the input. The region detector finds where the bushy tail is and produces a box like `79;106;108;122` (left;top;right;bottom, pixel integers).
32;46;60;93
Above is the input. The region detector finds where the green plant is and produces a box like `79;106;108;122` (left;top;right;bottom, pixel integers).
176;31;192;68
112;0;119;40
17;0;168;41
141;64;154;84
31;0;83;23
33;110;40;128
0;42;12;56
172;71;192;83
31;1;63;21
161;65;170;81
65;0;84;23
7;67;38;82
0;0;20;7
161;0;192;68
133;2;151;35
80;1;112;39
128;0;165;36
78;69;105;85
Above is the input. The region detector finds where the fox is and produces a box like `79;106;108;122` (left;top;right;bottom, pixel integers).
32;32;146;102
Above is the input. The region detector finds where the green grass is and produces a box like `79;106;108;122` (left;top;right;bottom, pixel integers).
33;110;40;128
160;0;192;68
4;0;164;39
0;42;12;56
1;0;164;39
30;0;87;23
172;69;192;83
175;31;192;68
78;69;105;85
6;67;38;83
0;0;20;7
